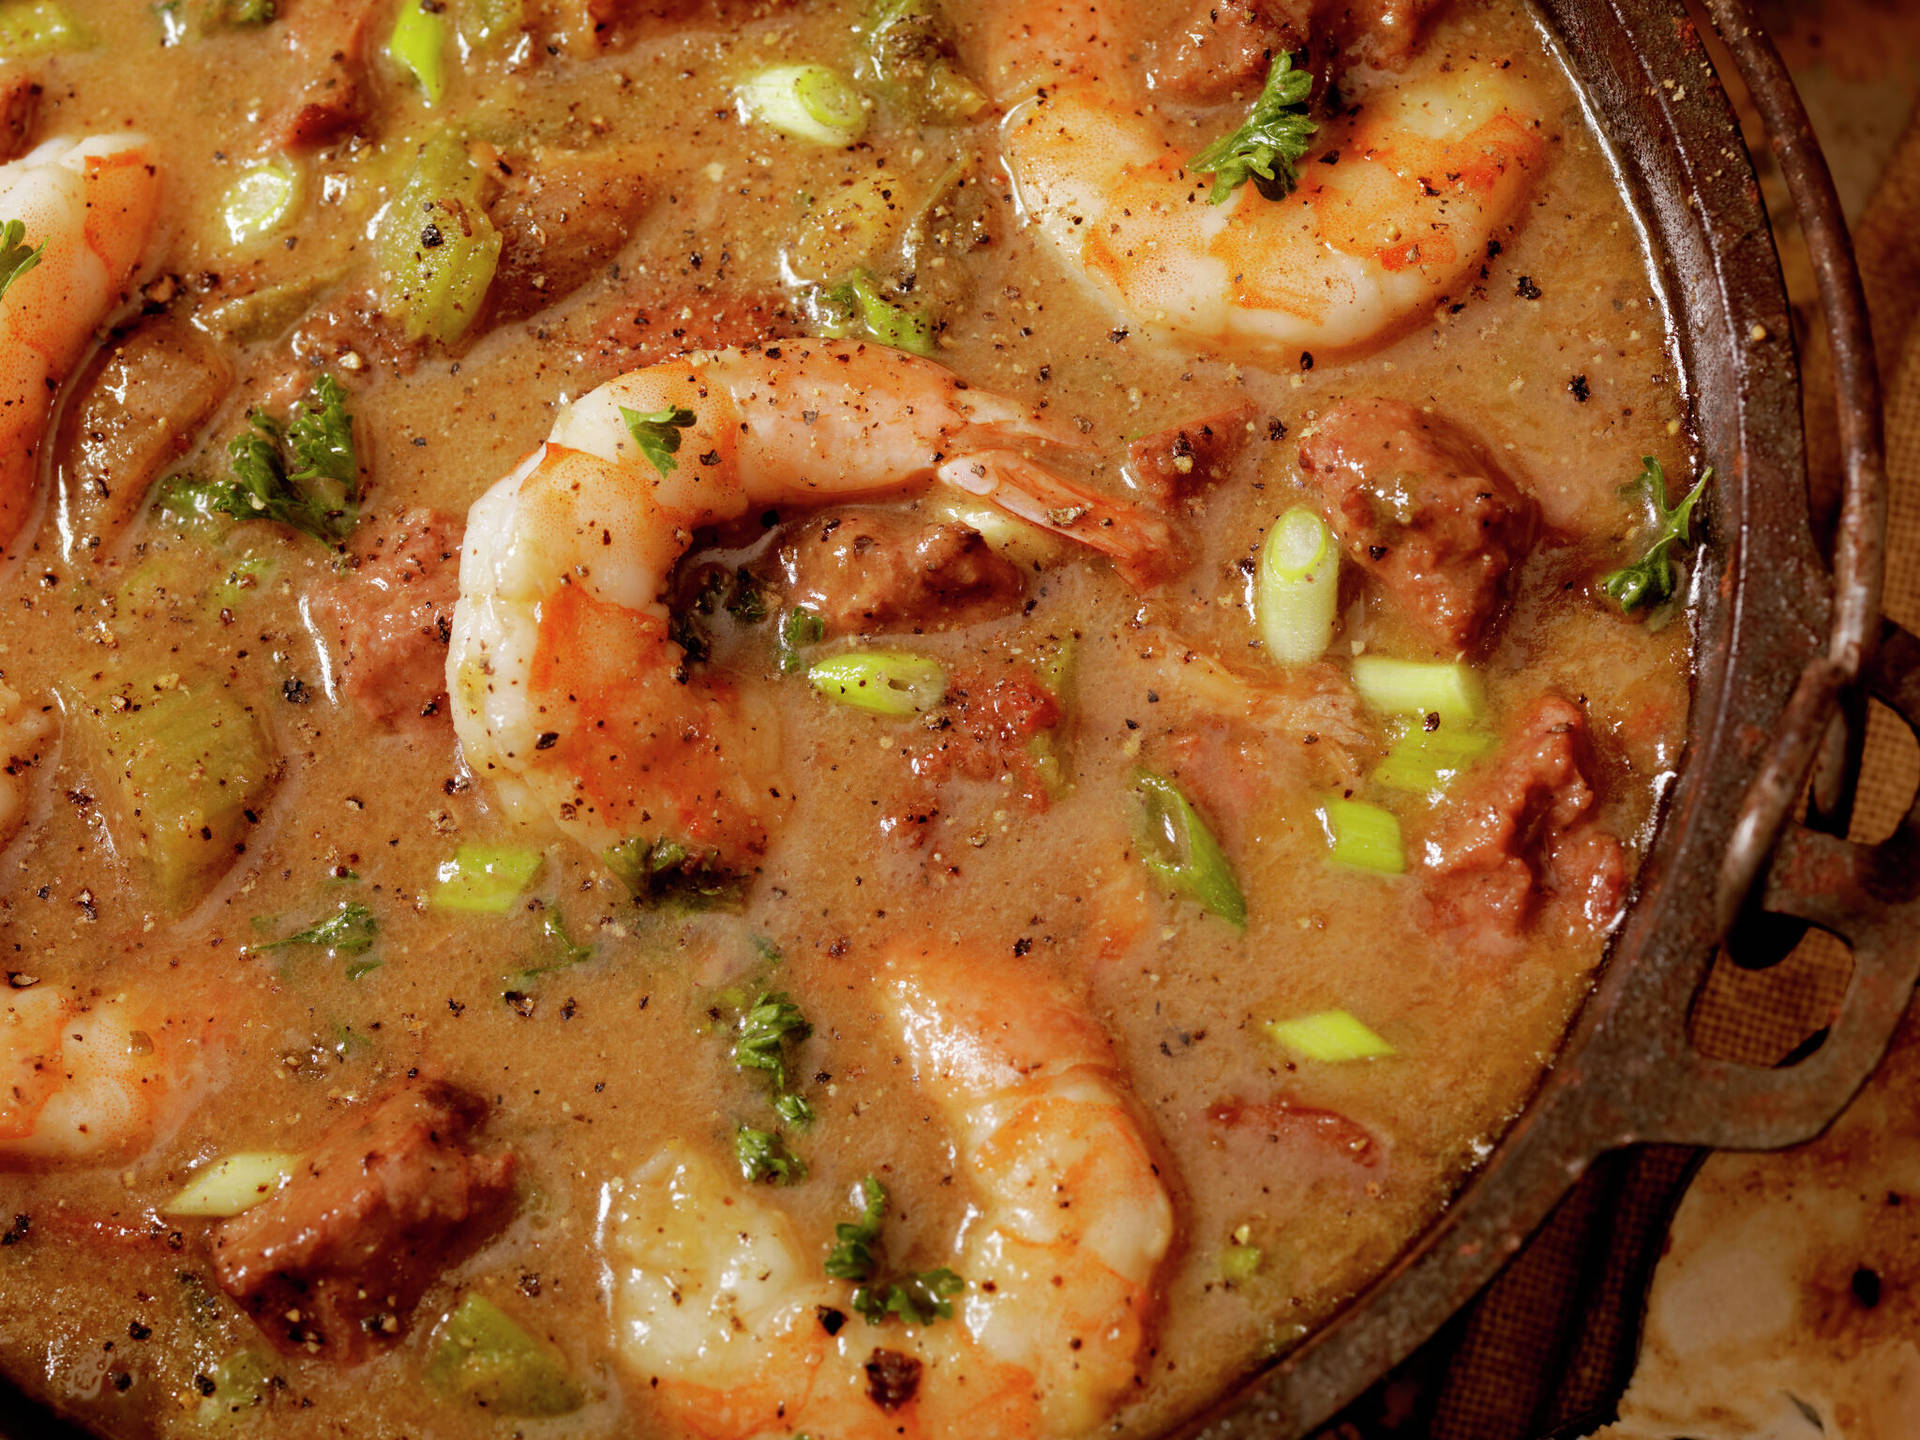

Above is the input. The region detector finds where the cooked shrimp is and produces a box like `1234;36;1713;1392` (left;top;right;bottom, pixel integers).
0;985;210;1166
991;4;1546;354
0;680;51;847
0;134;162;554
599;948;1175;1440
449;340;1173;872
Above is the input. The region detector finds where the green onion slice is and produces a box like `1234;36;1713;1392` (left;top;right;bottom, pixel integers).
808;651;946;716
1128;768;1247;928
1315;796;1405;875
433;843;544;913
219;157;301;248
737;63;869;146
1258;506;1339;665
1350;655;1485;724
1265;1008;1396;1062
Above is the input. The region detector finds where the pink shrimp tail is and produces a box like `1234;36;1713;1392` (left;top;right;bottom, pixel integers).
938;450;1178;589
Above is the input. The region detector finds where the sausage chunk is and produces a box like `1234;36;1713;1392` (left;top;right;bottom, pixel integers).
488;149;651;324
1424;693;1626;940
56;317;233;552
0;70;38;162
275;0;380;150
777;511;1025;635
1155;3;1300;102
209;1079;514;1360
1125;404;1257;505
1298;398;1536;653
319;510;464;726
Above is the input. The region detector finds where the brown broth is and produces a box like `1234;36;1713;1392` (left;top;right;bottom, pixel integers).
0;1;1694;1435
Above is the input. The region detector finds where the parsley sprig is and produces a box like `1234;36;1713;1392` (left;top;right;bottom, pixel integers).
735;1125;807;1185
825;1176;964;1326
163;375;360;545
621;405;696;478
0;219;46;306
1600;457;1712;611
733;991;816;1128
1188;51;1318;204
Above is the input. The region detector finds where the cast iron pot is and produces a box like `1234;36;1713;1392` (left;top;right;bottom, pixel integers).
1184;0;1918;1433
3;0;1913;1436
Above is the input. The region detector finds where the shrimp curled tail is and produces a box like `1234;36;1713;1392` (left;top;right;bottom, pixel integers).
0;134;162;554
599;949;1175;1440
449;341;1174;872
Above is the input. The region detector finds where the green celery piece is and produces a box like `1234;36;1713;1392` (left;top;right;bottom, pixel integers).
858;0;986;123
1220;1241;1263;1283
374;134;502;344
60;675;277;914
1315;796;1405;874
425;1294;584;1416
388;0;449;104
807;651;946;716
433;843;544;913
1127;769;1247;928
163;1151;299;1218
1266;1008;1396;1062
0;0;88;57
1372;725;1497;796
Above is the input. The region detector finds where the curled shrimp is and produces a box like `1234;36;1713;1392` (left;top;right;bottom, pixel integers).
449;340;1172;873
0;984;211;1167
0;134;162;554
990;4;1545;354
599;947;1175;1440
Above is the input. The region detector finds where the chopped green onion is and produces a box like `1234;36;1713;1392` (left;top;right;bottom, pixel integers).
1372;725;1497;796
0;0;87;56
808;651;946;716
1257;507;1339;665
162;1151;300;1218
388;0;450;104
804;270;936;357
1350;656;1485;724
218;157;302;248
1265;1008;1396;1062
1220;1230;1263;1283
1128;768;1247;927
433;843;543;913
424;1294;584;1416
1315;796;1404;874
737;63;869;146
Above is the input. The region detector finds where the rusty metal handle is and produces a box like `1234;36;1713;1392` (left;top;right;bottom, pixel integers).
1703;0;1889;934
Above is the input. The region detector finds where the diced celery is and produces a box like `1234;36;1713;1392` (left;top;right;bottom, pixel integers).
163;1151;300;1218
433;843;543;913
1315;796;1404;874
425;1293;584;1416
1265;1009;1396;1062
374;135;502;344
457;0;523;49
1258;507;1340;665
193;272;337;345
1350;655;1485;723
1027;731;1069;799
60;675;277;914
219;157;302;248
193;1348;272;1427
1220;1235;1263;1283
808;652;946;717
737;64;869;146
857;0;986;123
1372;724;1497;796
0;0;87;55
1128;769;1247;928
389;0;450;104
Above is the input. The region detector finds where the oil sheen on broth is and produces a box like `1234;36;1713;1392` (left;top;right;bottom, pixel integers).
0;0;1696;1436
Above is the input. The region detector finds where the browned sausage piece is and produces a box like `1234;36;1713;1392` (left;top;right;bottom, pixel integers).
1154;3;1300;103
318;510;464;727
1423;692;1626;941
56;317;233;553
1297;398;1536;654
0;70;38;163
776;511;1025;635
275;0;380;150
1125;404;1257;505
209;1078;514;1360
487;149;652;325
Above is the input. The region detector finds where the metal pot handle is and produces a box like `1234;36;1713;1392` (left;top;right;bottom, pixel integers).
1654;0;1914;1149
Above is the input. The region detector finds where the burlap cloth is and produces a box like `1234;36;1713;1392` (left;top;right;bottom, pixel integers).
1310;18;1920;1439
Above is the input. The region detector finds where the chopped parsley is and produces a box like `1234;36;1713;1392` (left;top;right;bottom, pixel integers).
1188;51;1318;204
516;912;595;982
731;990;816;1128
602;836;743;910
1599;457;1713;612
0;218;45;306
621;405;696;479
735;1124;807;1185
824;1177;964;1326
779;608;828;673
256;901;378;957
163;375;360;545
